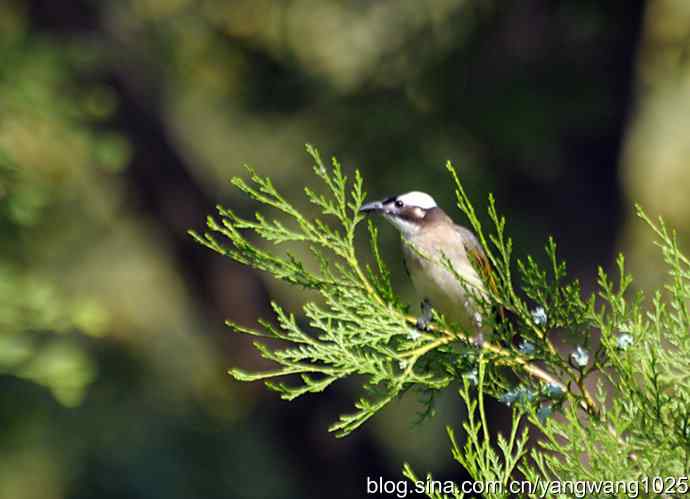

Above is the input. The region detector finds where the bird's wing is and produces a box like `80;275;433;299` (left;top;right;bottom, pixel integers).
455;225;498;295
402;252;411;279
455;224;510;324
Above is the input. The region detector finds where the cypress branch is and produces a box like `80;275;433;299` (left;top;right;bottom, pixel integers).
192;145;690;486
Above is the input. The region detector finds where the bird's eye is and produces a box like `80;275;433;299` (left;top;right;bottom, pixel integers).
395;200;404;208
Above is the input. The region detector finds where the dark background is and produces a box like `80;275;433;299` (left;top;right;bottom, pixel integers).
2;1;688;498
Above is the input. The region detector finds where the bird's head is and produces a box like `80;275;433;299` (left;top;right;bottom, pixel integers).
359;191;439;237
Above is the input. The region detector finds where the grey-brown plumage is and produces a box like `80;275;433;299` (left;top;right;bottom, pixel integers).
360;191;489;340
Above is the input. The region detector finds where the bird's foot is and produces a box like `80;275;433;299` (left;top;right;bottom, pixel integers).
415;317;431;331
471;332;485;348
415;299;433;331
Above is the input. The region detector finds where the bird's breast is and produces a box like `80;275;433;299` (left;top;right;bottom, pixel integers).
402;234;486;330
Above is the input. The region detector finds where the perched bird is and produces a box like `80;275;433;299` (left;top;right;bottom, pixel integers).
359;191;492;344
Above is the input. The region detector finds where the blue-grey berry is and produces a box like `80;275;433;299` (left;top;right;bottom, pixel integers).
499;389;519;406
518;341;536;355
519;387;536;403
544;383;564;398
537;404;553;424
531;306;547;326
570;346;589;368
616;333;633;351
464;369;478;386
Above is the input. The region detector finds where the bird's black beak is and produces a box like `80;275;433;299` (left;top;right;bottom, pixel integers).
359;200;385;214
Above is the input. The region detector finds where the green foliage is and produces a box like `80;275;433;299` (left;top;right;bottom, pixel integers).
194;146;690;489
0;15;126;405
518;208;690;483
0;147;103;406
191;145;458;436
404;358;529;499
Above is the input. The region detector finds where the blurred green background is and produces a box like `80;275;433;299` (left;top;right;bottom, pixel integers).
2;0;689;498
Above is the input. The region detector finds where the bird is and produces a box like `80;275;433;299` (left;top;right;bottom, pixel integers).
359;191;493;344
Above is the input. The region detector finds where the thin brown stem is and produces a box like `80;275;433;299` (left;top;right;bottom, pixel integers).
401;315;601;417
